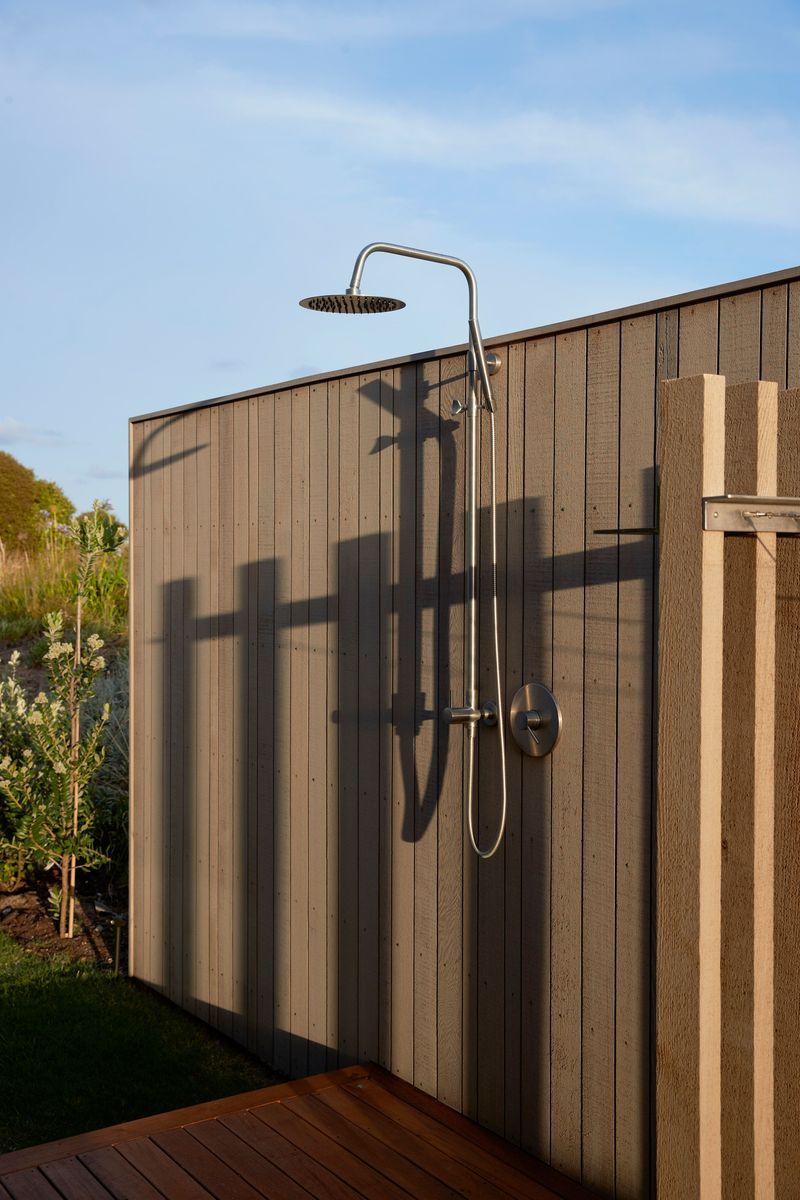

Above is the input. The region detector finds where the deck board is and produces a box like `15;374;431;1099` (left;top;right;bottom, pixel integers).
0;1066;599;1199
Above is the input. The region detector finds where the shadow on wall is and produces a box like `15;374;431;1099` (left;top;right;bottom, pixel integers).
129;373;654;1183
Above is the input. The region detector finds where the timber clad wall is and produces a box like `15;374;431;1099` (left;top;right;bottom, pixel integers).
130;268;800;1198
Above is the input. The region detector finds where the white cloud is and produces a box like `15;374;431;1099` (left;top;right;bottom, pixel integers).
0;418;63;446
86;465;125;480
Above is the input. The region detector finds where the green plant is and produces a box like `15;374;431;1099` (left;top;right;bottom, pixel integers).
0;612;110;934
0;652;32;888
86;653;129;882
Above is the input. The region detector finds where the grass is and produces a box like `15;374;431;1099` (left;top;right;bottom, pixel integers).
0;932;278;1154
0;546;128;646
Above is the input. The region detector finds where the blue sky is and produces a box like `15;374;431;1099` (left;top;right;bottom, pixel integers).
2;0;799;519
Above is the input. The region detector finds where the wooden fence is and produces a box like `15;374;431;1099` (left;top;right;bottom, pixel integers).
657;374;800;1198
130;266;800;1198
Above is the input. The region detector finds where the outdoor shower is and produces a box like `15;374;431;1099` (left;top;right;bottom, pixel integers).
301;241;559;857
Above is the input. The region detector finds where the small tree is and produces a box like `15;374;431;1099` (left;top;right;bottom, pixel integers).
0;615;109;933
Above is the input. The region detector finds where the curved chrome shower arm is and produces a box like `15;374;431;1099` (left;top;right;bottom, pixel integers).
347;242;495;412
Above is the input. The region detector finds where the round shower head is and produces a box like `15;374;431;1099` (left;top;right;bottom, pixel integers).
299;292;405;315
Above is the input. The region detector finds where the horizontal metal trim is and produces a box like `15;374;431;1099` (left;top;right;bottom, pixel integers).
703;494;800;534
130;261;800;425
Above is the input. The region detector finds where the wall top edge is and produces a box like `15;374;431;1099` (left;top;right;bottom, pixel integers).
129;262;800;425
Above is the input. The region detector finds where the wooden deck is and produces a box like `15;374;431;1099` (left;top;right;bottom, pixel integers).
0;1065;598;1198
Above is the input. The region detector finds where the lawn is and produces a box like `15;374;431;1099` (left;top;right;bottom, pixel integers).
0;931;279;1154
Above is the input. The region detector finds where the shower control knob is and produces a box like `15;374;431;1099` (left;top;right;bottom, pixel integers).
509;683;562;758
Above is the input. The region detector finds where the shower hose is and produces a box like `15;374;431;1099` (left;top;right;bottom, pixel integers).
466;407;508;860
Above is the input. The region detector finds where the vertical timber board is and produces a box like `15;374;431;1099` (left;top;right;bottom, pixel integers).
788;284;800;389
679;301;719;377
760;286;788;390
414;357;439;1100
308;381;329;1074
581;320;620;1196
720;382;777;1200
378;367;395;1073
326;379;341;1070
216;403;234;1037
437;353;466;1110
520;335;555;1161
208;405;221;1019
151;417;167;988
257;391;276;1064
656;373;725;1200
477;345;508;1136
616;313;657;1200
246;398;260;1050
391;363;416;1083
338;372;359;1065
182;410;198;1016
504;341;525;1144
718;292;761;384
168;415;185;1008
358;372;381;1067
129;421;145;979
232;398;249;1046
289;385;310;1077
775;388;800;1200
551;329;587;1179
195;407;212;1024
141;417;155;987
273;390;292;1073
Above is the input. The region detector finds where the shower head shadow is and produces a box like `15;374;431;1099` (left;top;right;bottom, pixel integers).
299;292;405;315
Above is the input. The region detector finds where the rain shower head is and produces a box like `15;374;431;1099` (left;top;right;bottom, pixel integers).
299;291;405;315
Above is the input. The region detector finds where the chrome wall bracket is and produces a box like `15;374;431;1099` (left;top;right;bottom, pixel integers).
703;494;800;534
509;683;562;758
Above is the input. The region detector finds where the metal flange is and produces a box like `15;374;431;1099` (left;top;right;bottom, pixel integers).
509;683;562;758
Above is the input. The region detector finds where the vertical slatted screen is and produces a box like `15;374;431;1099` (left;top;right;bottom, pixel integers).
130;277;799;1198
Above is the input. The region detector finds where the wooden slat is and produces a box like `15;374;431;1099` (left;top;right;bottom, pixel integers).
718;291;761;383
581;320;619;1194
656;373;725;1199
150;417;167;994
504;341;525;1144
774;388;800;1200
308;379;329;1074
414;357;440;1100
256;392;275;1063
760;285;788;389
216;402;234;1036
788;283;800;388
378;366;395;1072
337;372;360;1066
182;410;199;1017
679;300;718;376
207;406;221;1020
520;336;555;1162
2;1169;64;1199
436;353;466;1111
550;329;587;1177
168;414;185;1006
195;409;212;1023
391;363;416;1084
246;397;260;1050
80;1146;166;1200
616;313;657;1200
289;385;310;1077
232;398;250;1047
326;379;341;1070
477;346;508;1136
272;389;292;1073
129;420;145;979
358;371;381;1067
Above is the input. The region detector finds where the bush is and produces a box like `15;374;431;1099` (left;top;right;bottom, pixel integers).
86;653;129;884
0;451;73;553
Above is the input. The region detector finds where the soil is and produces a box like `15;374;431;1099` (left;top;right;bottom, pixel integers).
0;637;49;695
0;881;128;971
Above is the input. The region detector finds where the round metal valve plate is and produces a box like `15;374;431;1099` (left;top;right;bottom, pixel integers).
509;683;562;758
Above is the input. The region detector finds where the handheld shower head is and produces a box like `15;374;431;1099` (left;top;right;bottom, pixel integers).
299;292;405;315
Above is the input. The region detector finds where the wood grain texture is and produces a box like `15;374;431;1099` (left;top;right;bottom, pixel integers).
720;382;777;1200
679;301;719;376
775;388;800;1200
656;373;725;1200
760;285;788;390
718;292;761;384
